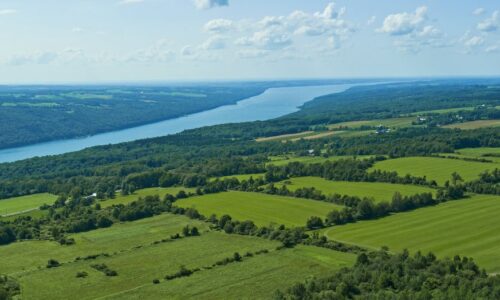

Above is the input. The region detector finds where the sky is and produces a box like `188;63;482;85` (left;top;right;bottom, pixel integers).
0;0;499;83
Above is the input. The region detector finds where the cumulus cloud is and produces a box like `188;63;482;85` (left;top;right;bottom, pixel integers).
477;11;499;32
194;0;228;10
378;6;427;35
473;8;485;16
201;36;226;50
0;9;16;15
123;40;175;63
204;19;233;33
3;52;58;66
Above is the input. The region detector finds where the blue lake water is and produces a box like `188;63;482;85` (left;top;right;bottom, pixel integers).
0;84;355;163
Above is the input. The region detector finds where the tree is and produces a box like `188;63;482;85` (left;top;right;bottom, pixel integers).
306;216;324;229
451;172;463;185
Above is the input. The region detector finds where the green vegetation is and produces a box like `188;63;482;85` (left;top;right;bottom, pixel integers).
211;173;265;182
371;156;498;185
328;117;416;130
267;155;373;166
0;193;57;217
100;187;195;208
443;119;500;129
324;194;500;272
177;191;342;227
104;245;355;300
441;147;500;163
276;177;436;202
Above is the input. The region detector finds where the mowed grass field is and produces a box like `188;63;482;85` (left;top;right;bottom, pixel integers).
441;147;500;164
0;211;355;299
176;191;342;227
211;173;265;182
443;119;500;130
100;187;196;208
328;117;416;130
371;157;498;185
267;155;374;167
324;194;500;272
0;193;57;217
276;177;435;202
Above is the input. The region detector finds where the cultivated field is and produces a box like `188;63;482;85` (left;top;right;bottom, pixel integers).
276;177;435;202
267;155;374;166
0;211;355;299
255;131;315;142
328;117;416;130
212;173;265;182
100;187;196;208
323;194;500;272
443;119;500;130
176;191;342;227
371;157;498;185
441;147;500;163
0;193;57;217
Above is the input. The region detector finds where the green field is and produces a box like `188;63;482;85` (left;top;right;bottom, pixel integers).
0;193;57;217
212;173;265;182
100;187;196;208
371;157;498;185
441;147;500;164
104;245;355;300
443;119;500;130
267;155;374;167
176;191;342;227
0;211;355;299
276;177;436;202
324;194;500;272
328;117;416;130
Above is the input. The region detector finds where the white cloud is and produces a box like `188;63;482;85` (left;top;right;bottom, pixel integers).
367;16;376;26
72;27;84;33
123;40;175;63
378;6;428;35
118;0;145;5
473;8;485;16
204;19;233;33
236;49;269;59
3;52;58;66
201;36;226;50
0;9;16;15
181;46;195;56
486;45;500;53
194;0;228;10
477;11;499;32
237;29;292;50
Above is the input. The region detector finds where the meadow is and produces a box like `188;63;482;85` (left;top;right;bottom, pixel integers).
267;155;374;166
276;177;436;202
371;156;498;185
323;194;500;272
100;187;196;208
441;147;500;163
211;173;265;182
0;193;57;217
176;191;342;227
442;119;500;130
328;117;416;130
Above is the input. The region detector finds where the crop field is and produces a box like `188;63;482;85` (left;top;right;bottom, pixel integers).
176;191;342;227
276;177;436;202
0;213;208;275
100;187;196;208
441;147;500;163
328;117;416;130
443;119;500;129
371;157;498;185
323;194;500;272
0;193;57;217
104;245;355;300
267;155;374;166
255;131;315;142
212;173;265;181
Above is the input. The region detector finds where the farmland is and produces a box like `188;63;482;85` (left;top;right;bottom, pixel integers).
0;211;355;300
0;193;57;217
276;177;436;202
211;173;265;182
100;187;196;208
328;117;416;130
176;191;342;227
371;156;498;185
267;155;374;166
442;119;500;130
323;194;500;272
441;147;500;163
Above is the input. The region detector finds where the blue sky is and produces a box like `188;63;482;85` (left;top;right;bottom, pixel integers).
0;0;499;83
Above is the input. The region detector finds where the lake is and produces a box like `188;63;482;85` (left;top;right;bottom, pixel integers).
0;84;355;163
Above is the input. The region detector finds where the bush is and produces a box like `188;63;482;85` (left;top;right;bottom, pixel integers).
76;271;88;278
46;259;60;268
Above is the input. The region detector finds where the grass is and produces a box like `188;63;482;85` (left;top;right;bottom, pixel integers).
0;213;208;275
371;157;498;185
176;191;342;227
276;177;436;203
100;187;196;208
291;131;338;141
267;155;374;167
323;194;500;272
443;119;500;130
0;193;57;217
211;173;265;182
104;245;355;300
256;131;315;142
328;117;416;130
408;106;475;115
440;147;500;164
